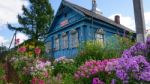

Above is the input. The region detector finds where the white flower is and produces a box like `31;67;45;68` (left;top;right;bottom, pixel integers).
45;61;51;66
55;56;66;62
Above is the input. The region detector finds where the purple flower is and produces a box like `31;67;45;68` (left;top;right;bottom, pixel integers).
129;42;147;56
92;77;105;84
146;37;150;48
111;79;116;84
140;71;150;81
135;42;146;51
122;49;132;58
116;69;128;80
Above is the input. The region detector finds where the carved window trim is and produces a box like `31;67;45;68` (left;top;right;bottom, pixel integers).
62;32;68;49
54;35;59;50
95;28;104;44
96;28;104;34
45;41;51;53
70;29;78;48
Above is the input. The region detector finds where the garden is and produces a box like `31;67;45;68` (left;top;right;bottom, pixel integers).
0;35;150;84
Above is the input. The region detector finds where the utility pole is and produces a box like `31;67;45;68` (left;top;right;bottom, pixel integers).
133;0;146;43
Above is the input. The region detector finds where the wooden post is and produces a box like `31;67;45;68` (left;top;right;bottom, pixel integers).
133;0;146;43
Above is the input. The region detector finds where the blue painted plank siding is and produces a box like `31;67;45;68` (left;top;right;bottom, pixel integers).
45;1;135;58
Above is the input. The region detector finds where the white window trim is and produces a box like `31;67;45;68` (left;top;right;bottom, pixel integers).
55;35;59;50
95;28;104;44
71;29;78;48
45;41;51;53
96;28;104;34
62;32;68;49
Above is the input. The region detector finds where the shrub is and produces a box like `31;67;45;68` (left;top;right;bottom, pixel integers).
52;56;77;76
74;59;116;84
75;41;104;66
75;35;135;67
74;38;150;84
62;73;74;84
52;62;77;76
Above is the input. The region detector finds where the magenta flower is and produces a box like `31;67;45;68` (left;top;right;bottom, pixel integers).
15;38;20;45
31;77;37;84
92;77;105;84
35;47;41;56
18;46;26;53
38;79;45;84
44;71;49;78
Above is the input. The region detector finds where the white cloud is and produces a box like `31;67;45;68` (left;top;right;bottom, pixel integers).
0;33;28;48
108;14;135;31
0;36;9;47
109;12;150;31
16;33;28;44
145;12;150;29
0;0;28;30
0;0;29;47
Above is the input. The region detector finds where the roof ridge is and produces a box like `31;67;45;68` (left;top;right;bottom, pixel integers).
62;0;135;32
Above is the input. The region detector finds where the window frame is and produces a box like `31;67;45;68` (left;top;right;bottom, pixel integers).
62;32;68;49
45;41;51;53
70;29;79;48
54;35;59;50
95;28;104;44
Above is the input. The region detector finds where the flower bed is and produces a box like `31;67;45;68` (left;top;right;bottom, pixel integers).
4;37;150;84
74;37;150;84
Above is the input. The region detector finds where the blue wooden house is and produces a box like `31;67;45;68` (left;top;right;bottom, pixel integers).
45;0;135;58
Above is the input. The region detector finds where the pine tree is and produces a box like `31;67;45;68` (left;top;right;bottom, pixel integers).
8;0;54;41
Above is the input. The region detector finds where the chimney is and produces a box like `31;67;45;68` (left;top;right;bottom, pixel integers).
114;15;120;24
92;0;97;12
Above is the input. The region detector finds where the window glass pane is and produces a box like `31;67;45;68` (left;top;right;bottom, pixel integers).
62;35;68;49
71;31;78;48
45;42;51;53
55;38;59;50
71;34;75;48
75;32;78;47
95;33;104;44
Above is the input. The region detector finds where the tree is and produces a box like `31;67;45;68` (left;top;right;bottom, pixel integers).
8;0;54;41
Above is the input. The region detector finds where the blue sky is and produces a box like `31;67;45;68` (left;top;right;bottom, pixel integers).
0;0;150;47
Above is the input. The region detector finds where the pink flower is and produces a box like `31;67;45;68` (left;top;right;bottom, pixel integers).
74;73;79;79
44;71;49;78
38;79;45;84
31;78;37;84
18;46;26;53
35;47;41;56
39;63;45;69
15;38;20;45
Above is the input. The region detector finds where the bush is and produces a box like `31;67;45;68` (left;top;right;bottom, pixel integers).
75;35;135;66
62;73;75;84
75;41;104;66
74;38;150;84
52;62;77;76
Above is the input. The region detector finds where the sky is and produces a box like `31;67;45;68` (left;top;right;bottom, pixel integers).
0;0;150;47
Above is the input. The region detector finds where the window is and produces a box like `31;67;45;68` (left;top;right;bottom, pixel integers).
71;29;78;48
45;42;51;53
62;32;68;49
64;13;67;17
95;28;104;44
55;36;59;50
